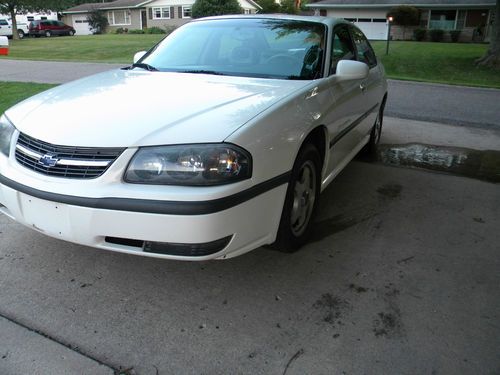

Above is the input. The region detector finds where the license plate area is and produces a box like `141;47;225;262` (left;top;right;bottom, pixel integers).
19;194;70;237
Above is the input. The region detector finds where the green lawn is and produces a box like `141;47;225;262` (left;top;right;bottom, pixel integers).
372;41;500;88
0;34;165;64
0;35;499;88
0;82;56;114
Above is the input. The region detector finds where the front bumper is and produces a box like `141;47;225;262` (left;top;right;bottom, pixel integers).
0;144;289;261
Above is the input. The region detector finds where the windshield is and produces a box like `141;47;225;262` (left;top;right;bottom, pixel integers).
140;18;327;80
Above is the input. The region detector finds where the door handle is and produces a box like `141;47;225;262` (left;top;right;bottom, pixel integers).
360;83;367;92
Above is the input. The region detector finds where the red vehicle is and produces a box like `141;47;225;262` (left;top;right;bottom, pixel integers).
29;20;76;37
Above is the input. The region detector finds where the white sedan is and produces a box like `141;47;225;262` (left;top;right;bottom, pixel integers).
0;15;387;260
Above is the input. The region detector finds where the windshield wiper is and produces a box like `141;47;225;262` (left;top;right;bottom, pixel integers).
125;63;159;72
178;70;226;76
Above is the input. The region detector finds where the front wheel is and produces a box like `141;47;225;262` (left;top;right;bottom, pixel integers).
68;30;75;36
270;143;321;252
45;30;51;37
17;30;25;39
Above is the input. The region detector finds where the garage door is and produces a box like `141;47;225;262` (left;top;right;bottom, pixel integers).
72;15;92;35
346;18;388;40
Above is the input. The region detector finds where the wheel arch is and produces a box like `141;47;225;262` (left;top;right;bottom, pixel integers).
300;125;328;177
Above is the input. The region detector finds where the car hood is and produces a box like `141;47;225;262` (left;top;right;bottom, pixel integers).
7;70;310;147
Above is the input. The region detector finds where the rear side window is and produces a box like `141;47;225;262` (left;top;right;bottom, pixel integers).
0;20;8;26
330;25;355;75
350;27;377;68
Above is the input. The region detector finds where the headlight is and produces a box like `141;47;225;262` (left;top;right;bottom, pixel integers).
124;144;252;186
0;114;16;157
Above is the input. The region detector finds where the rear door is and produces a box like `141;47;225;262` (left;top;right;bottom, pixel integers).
348;26;382;144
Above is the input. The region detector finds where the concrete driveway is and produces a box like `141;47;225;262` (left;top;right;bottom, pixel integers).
1;158;499;375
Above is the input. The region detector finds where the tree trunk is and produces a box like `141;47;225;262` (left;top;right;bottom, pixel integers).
476;0;500;68
9;5;19;41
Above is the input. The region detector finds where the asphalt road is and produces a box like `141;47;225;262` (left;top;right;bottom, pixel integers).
0;59;499;129
1;161;499;374
385;80;500;130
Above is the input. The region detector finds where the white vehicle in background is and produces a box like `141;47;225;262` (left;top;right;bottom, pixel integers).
0;18;29;39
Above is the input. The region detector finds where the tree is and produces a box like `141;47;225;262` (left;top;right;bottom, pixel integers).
86;8;108;34
476;0;500;68
279;0;297;14
387;5;419;40
0;0;75;40
255;0;280;14
191;0;243;18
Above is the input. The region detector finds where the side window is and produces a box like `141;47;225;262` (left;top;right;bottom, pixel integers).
0;20;8;26
330;26;355;75
350;27;377;68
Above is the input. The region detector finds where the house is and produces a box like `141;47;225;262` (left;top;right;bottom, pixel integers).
306;0;496;41
62;0;261;35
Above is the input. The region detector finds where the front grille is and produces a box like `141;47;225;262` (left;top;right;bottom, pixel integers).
15;133;125;179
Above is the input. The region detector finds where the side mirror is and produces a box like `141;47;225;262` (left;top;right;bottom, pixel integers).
133;51;147;64
336;60;369;82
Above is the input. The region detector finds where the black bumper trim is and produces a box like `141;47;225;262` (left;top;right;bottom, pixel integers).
0;171;290;216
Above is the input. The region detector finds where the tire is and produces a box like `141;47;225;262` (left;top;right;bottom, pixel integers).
270;143;321;252
68;30;75;36
17;30;24;39
365;98;386;156
45;30;51;37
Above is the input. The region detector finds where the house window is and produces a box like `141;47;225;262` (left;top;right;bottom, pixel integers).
153;7;171;19
108;10;131;26
27;16;34;21
182;6;191;18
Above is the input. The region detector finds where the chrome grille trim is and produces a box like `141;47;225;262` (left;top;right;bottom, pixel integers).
15;133;125;179
15;144;112;167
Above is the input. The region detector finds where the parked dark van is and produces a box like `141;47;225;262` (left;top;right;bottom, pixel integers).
29;20;75;37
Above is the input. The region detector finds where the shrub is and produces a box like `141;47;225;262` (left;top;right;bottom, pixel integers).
387;5;419;39
429;29;444;42
164;26;177;35
129;29;145;34
192;0;243;18
115;27;125;34
413;28;426;41
87;9;108;34
450;29;461;42
145;27;166;34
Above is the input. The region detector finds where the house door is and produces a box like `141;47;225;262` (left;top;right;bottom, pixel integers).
141;10;147;30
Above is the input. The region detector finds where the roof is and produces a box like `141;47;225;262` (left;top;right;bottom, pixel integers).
63;0;152;13
64;0;261;13
197;14;344;28
307;0;496;8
